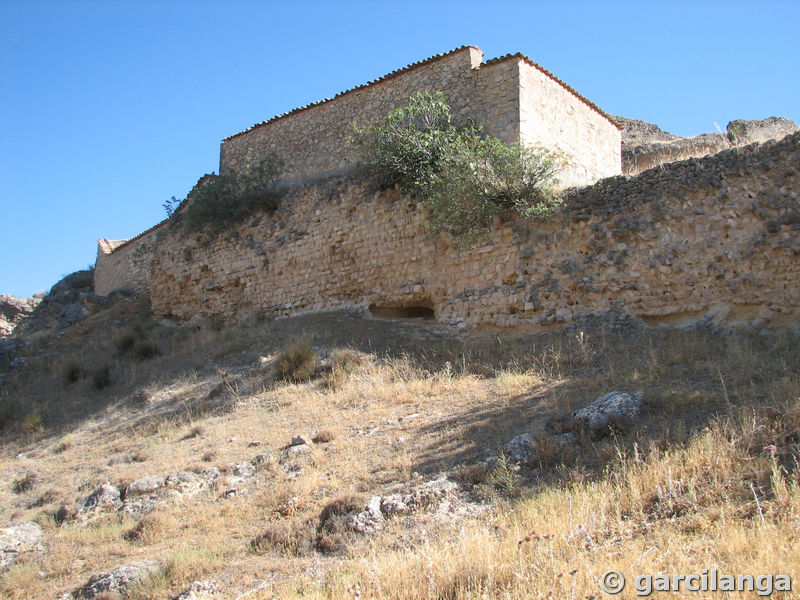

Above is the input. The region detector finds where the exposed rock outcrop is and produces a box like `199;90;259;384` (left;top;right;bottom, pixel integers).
617;115;799;175
572;391;643;432
0;521;43;574
0;294;40;336
14;268;115;337
69;560;161;599
727;117;799;145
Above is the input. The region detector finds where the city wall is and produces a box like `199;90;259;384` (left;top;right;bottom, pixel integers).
146;133;800;332
94;223;164;296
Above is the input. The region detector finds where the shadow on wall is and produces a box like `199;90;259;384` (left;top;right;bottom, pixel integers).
369;303;436;321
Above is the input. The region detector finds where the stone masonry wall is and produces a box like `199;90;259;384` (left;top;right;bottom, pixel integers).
219;47;618;189
149;133;800;332
518;59;621;188
94;228;162;296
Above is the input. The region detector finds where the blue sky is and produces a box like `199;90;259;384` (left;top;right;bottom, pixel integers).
1;0;798;298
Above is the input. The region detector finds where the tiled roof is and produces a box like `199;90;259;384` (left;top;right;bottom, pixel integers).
224;45;619;141
99;217;170;255
224;45;481;141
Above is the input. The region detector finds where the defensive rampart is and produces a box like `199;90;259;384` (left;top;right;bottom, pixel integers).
95;228;162;297
147;133;800;331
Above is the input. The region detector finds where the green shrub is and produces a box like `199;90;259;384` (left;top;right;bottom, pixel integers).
351;90;467;194
274;340;318;383
352;90;561;244
425;136;561;243
182;153;285;237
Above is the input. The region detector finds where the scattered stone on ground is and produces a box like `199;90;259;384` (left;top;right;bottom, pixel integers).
289;434;312;447
0;521;43;574
68;560;161;599
572;391;643;432
172;580;219;600
504;429;544;464
500;390;644;465
78;483;123;519
346;495;385;534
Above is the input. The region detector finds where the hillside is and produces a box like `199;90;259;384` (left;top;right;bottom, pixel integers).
0;281;798;599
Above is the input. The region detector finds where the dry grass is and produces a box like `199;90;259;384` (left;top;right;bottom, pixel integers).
275;339;318;383
0;299;798;598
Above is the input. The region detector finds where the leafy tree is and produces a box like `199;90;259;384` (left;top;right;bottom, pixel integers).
351;90;476;195
180;153;285;238
352;91;561;244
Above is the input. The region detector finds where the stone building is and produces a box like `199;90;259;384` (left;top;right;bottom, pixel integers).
219;45;621;189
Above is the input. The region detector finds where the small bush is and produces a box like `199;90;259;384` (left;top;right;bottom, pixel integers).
52;436;74;454
274;340;318;383
20;412;43;434
28;489;58;508
133;339;159;360
312;428;338;444
183;154;285;237
315;530;347;554
62;361;85;384
124;512;175;544
13;473;37;494
92;365;112;390
250;521;314;556
451;464;491;486
319;494;366;527
325;348;370;389
56;268;94;291
115;329;139;355
490;454;518;495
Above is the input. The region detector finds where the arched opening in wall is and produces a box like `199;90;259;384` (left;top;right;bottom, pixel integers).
369;302;435;321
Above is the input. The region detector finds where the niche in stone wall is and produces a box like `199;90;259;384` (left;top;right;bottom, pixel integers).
368;301;435;321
